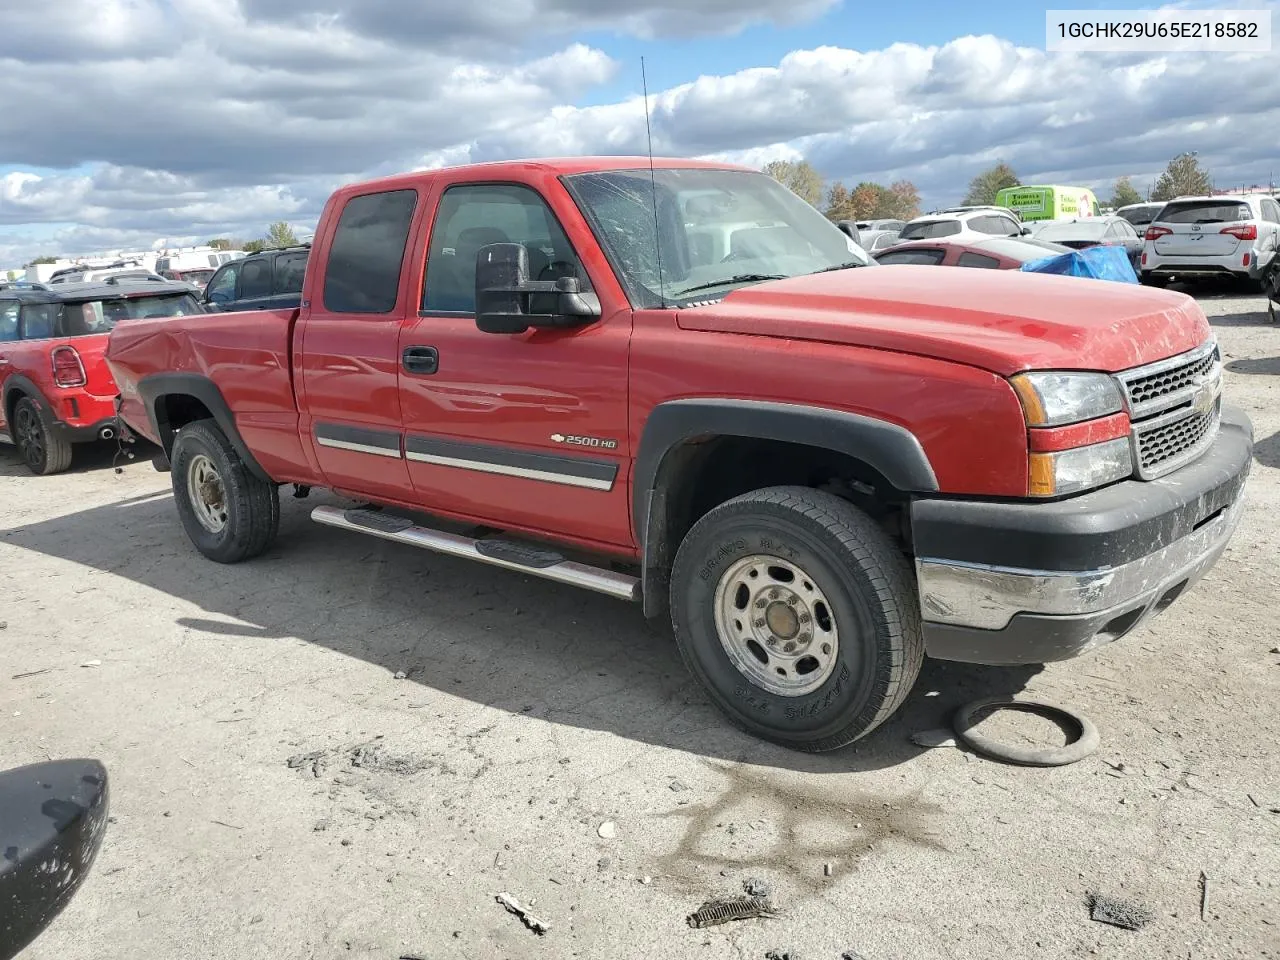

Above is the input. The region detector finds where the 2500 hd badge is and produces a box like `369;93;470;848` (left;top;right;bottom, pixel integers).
550;433;619;450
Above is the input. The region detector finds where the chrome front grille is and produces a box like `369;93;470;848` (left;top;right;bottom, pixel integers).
1116;340;1223;480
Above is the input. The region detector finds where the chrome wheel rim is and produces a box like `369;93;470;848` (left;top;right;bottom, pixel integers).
15;405;43;469
187;454;228;533
712;554;839;697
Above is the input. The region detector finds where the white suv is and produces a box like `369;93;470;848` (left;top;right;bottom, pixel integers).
898;208;1027;242
1141;194;1280;288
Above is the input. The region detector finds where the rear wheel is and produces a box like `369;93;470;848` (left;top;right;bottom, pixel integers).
669;486;923;752
12;396;73;476
171;419;279;563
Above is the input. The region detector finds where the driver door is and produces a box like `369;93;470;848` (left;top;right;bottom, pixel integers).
397;180;633;550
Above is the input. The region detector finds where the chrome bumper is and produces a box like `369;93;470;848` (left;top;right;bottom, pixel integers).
916;494;1244;632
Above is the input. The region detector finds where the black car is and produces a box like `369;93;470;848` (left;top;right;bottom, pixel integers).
201;245;309;312
1029;216;1144;272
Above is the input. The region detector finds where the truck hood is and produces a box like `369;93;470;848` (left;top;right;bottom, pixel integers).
676;266;1211;375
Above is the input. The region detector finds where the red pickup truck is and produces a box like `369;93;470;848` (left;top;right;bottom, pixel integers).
105;157;1253;752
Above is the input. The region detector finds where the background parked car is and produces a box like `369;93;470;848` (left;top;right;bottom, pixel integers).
859;229;902;252
1027;215;1144;272
1115;201;1166;229
47;263;155;285
202;245;309;312
872;235;1070;269
898;207;1028;242
0;278;206;474
1140;193;1280;289
854;218;906;234
159;267;216;292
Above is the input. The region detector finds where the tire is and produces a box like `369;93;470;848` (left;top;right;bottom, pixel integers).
12;396;73;476
170;419;279;563
669;485;924;752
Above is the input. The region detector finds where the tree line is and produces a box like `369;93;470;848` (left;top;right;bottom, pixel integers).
762;151;1220;221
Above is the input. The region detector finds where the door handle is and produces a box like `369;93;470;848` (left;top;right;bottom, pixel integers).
402;345;439;375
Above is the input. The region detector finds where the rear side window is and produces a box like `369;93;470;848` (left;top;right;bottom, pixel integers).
323;189;418;314
957;251;1001;269
20;304;57;339
899;220;961;240
1160;201;1251;224
274;252;308;294
876;248;946;265
1261;199;1280;223
239;258;273;299
0;301;18;341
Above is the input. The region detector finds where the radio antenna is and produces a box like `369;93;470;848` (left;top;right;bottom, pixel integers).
640;56;667;307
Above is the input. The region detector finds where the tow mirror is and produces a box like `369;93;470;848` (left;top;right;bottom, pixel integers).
835;221;861;245
0;760;109;960
474;243;601;335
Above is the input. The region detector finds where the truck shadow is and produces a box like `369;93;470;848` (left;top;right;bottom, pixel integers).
1;484;1041;774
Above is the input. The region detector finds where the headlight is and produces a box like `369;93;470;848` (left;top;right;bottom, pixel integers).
1028;436;1133;497
1010;372;1124;426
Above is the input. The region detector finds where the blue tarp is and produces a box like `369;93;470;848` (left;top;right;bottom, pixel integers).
1019;245;1138;283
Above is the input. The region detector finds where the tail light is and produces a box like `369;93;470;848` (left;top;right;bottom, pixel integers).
51;346;87;388
1220;224;1258;241
1145;226;1172;240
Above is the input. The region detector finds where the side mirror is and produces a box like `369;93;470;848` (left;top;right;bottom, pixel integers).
1021;226;1033;236
0;760;109;960
474;243;600;335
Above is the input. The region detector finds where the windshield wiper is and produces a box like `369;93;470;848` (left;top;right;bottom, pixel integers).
810;261;864;274
674;274;788;297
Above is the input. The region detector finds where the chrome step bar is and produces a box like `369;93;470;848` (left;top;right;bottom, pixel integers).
311;505;640;602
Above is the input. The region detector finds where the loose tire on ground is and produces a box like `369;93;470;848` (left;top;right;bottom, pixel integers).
12;396;73;476
669;485;924;752
170;419;279;563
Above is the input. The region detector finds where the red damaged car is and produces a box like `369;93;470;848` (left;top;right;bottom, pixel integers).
0;278;206;474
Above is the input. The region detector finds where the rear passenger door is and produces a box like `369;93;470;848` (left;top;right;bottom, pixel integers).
298;188;419;503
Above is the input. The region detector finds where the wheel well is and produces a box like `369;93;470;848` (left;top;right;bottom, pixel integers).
4;389;26;427
641;435;912;618
155;394;215;451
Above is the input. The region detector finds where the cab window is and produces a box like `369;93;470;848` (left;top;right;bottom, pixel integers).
239;258;272;299
422;183;590;314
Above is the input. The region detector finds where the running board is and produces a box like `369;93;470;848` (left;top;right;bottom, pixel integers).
311;505;640;602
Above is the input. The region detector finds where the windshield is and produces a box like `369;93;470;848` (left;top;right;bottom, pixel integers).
57;293;205;336
1159;201;1251;224
899;219;962;240
178;270;215;284
563;167;871;307
1035;220;1108;240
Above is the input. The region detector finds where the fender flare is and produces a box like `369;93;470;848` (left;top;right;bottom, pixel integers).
633;398;939;618
137;372;272;482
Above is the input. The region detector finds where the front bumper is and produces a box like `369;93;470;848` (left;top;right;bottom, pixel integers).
911;405;1253;665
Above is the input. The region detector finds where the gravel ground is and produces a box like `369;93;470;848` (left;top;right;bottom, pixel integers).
3;287;1278;960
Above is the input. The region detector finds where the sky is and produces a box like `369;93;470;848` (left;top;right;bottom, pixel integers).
0;0;1277;266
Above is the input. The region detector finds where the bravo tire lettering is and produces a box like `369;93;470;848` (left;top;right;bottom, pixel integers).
698;538;748;582
732;686;771;714
550;433;618;450
783;663;851;720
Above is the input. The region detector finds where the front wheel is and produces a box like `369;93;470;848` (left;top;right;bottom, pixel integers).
12;396;73;476
669;486;923;752
170;419;279;563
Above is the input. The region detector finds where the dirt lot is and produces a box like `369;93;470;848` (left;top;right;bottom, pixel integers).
4;287;1278;960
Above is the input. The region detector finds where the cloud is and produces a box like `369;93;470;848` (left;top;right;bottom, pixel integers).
1;0;1277;265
